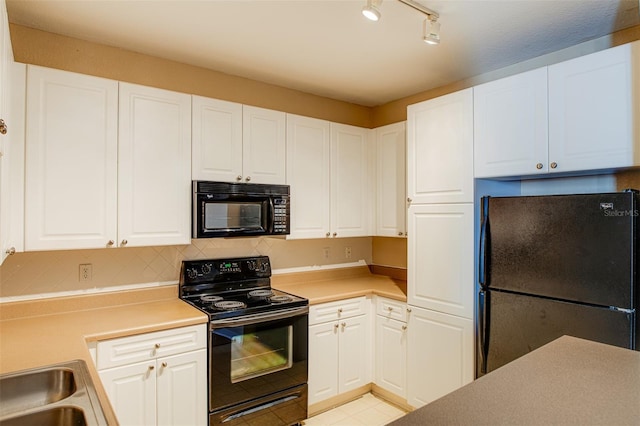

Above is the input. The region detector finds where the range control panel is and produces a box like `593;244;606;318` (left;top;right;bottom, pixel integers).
180;256;271;285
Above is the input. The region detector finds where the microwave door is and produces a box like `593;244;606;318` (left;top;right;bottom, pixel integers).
200;198;269;237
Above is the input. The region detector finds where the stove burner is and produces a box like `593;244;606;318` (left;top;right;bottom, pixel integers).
248;289;275;299
214;301;247;311
200;295;223;303
270;295;293;303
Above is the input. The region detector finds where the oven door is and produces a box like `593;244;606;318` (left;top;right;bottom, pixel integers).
209;307;308;416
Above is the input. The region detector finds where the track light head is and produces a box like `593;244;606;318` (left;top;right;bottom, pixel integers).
362;0;382;21
423;16;440;45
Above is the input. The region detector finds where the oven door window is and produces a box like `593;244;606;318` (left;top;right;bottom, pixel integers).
221;325;293;383
204;201;264;232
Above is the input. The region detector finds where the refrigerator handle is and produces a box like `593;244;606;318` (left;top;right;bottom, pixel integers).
477;290;489;376
478;196;489;287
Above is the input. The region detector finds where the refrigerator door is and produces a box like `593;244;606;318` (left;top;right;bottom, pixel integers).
481;192;636;309
477;289;634;376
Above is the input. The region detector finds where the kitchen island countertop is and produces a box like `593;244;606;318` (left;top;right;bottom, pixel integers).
390;335;640;425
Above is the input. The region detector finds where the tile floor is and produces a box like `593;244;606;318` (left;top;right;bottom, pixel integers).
304;393;407;426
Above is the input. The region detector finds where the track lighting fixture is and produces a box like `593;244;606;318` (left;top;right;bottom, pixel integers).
362;0;441;45
423;15;440;45
362;0;382;21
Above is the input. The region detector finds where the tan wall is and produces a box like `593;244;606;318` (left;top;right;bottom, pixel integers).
371;24;640;127
372;237;407;269
9;24;372;128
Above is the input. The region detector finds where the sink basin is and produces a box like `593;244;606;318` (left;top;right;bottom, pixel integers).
0;360;107;426
0;407;87;426
0;367;77;416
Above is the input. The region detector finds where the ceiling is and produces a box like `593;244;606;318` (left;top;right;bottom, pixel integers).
6;0;640;107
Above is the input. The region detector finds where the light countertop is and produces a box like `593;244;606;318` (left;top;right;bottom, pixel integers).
390;335;640;425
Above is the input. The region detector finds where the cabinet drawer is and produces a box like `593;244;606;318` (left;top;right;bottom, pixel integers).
309;296;368;325
96;324;206;369
376;297;407;322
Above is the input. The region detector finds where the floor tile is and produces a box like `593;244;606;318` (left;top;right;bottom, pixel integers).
305;393;407;426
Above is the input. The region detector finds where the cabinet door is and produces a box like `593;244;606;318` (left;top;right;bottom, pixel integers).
408;204;474;319
474;68;549;178
25;65;118;250
338;315;371;394
375;316;407;398
548;41;640;173
407;89;473;204
376;122;407;237
192;95;242;182
118;83;191;247
286;114;331;239
242;105;286;184
407;306;473;409
157;349;207;426
331;123;372;238
99;361;157;426
308;322;339;405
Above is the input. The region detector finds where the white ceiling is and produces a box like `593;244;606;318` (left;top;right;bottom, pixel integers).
6;0;640;107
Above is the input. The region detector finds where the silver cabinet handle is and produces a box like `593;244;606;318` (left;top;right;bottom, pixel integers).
334;323;339;329
387;306;393;312
402;325;407;330
5;247;15;255
407;197;412;203
0;119;7;135
245;176;251;182
536;163;543;170
148;365;155;371
550;162;558;169
236;175;243;181
338;308;343;314
332;232;337;237
398;232;403;236
155;343;161;349
107;240;115;247
121;239;128;246
406;308;412;313
161;362;167;368
325;232;330;237
341;322;346;330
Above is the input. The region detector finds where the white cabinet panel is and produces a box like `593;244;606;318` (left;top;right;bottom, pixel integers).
309;296;368;325
375;316;407;398
286;114;331;239
548;41;640;173
99;361;157;426
474;67;549;178
407;306;473;409
408;204;474;319
192;96;243;182
242;105;286;184
308;321;339;405
376;122;407;237
338;316;371;393
407;89;473;204
25;65;118;250
118;83;191;247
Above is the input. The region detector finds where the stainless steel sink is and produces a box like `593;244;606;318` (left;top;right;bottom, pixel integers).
0;360;107;426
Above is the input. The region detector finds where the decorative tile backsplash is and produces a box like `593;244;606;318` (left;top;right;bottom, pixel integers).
0;237;373;298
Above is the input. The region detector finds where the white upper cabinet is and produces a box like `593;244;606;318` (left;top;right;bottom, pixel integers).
331;123;373;238
407;89;473;204
474;67;549;178
118;83;192;247
25;65;119;251
192;100;286;184
286;117;372;239
474;41;640;179
375;122;407;237
242;105;286;184
548;41;640;174
286;114;331;239
191;96;243;182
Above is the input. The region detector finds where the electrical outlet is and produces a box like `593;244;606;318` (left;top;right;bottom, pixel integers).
79;264;92;282
323;247;330;259
345;247;352;259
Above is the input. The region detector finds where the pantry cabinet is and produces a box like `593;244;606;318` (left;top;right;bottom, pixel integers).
475;41;640;179
406;305;473;408
25;66;119;251
191;99;286;184
375;122;407;237
374;297;408;398
118;83;192;247
308;297;371;406
96;324;207;426
406;89;473;204
286;117;372;239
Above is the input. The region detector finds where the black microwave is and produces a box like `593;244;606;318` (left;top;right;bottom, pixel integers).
193;181;290;238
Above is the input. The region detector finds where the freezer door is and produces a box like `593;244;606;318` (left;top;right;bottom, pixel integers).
477;290;634;377
483;192;636;308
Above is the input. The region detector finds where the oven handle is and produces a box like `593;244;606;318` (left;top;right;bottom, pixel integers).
209;306;309;329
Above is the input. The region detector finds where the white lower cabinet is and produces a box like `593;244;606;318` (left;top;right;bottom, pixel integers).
374;297;408;398
406;305;473;408
308;297;371;406
96;325;207;426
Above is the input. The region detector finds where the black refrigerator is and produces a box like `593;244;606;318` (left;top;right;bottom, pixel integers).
477;191;638;377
